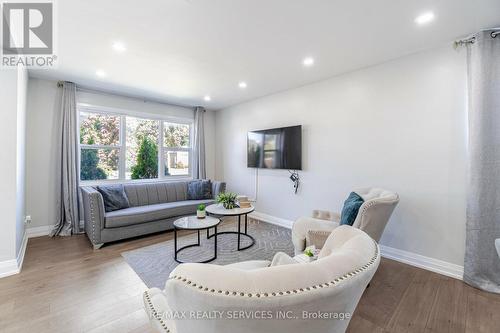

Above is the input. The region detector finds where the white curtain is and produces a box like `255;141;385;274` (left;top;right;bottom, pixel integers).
192;106;206;179
464;30;500;293
51;82;81;236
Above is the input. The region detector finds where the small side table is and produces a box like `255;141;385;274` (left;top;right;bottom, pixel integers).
173;215;221;264
205;204;255;251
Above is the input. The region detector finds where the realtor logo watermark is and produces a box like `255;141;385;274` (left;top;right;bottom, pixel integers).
1;1;57;67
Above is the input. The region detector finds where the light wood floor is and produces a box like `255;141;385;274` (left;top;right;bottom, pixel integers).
1;231;499;333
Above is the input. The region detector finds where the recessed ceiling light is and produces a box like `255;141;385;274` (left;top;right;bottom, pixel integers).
204;95;211;102
112;41;126;53
303;57;315;67
415;12;435;25
96;70;107;78
238;81;247;89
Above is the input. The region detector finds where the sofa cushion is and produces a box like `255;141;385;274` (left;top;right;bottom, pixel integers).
270;252;299;266
97;184;130;212
340;192;364;226
187;180;212;200
105;199;214;228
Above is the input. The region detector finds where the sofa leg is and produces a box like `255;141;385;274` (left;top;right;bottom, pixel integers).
93;243;104;250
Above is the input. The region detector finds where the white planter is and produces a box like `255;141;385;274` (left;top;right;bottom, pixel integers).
197;210;206;219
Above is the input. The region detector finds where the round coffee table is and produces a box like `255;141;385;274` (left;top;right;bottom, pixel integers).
205;204;255;251
173;215;221;264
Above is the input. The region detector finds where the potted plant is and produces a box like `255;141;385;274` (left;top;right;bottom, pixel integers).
197;204;206;219
216;192;238;209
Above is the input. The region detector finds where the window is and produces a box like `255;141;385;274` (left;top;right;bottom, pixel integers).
79;107;192;182
163;122;190;176
79;112;120;180
126;117;159;180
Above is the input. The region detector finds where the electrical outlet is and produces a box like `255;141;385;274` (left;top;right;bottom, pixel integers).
25;215;32;225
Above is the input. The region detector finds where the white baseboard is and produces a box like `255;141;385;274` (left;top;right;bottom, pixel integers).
26;225;53;238
0;259;19;279
379;244;464;280
250;210;464;281
0;230;29;279
249;211;294;229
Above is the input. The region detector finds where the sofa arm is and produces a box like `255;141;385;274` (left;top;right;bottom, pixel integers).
312;210;341;222
211;180;226;199
81;186;105;248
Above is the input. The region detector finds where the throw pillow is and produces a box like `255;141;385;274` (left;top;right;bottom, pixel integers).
339;192;365;226
187;180;212;200
97;184;130;212
270;252;300;266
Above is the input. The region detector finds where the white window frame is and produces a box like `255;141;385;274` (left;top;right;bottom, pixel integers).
78;103;194;185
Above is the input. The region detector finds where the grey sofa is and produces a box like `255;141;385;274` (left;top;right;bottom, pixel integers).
81;180;226;249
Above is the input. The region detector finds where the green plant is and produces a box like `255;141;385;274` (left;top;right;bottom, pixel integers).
131;137;158;179
304;248;314;257
216;192;238;209
80;148;107;180
197;204;206;211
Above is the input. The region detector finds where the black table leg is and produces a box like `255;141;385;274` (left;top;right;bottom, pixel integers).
245;214;248;234
237;215;241;250
174;227;178;262
197;229;200;245
214;225;218;260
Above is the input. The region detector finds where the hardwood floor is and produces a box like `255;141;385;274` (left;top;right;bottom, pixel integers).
1;231;499;333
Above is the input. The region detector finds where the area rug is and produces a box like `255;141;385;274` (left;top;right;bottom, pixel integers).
121;219;294;289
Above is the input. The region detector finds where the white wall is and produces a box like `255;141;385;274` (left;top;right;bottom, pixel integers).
26;78;217;230
216;46;467;266
16;67;28;256
0;70;19;262
0;66;28;265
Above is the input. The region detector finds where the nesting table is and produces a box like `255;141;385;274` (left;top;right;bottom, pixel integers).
205;203;255;251
173;204;255;263
173;215;220;264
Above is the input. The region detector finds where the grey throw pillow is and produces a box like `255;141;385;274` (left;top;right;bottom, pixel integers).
97;184;130;212
187;180;212;200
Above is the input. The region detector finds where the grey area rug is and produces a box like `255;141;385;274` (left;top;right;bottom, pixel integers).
121;219;294;289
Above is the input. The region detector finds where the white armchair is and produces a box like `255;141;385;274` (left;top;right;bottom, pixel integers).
144;226;380;333
292;188;399;255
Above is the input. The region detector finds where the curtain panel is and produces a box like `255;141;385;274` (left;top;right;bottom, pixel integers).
51;81;81;236
464;30;500;293
193;106;206;179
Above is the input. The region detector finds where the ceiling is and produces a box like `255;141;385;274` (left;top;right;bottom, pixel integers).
29;0;500;109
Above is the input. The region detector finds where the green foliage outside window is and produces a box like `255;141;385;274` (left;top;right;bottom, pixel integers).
80;138;107;180
131;137;158;179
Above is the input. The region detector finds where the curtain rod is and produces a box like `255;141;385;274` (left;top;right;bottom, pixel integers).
55;81;203;109
454;29;500;48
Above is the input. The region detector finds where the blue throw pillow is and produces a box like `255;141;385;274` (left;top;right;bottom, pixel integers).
187;180;212;200
340;192;365;226
97;184;130;212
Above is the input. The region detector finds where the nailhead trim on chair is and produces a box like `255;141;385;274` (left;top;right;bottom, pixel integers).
144;241;379;331
358;200;377;219
168;240;379;299
144;290;171;333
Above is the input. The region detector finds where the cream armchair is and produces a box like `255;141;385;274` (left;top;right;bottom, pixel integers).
292;188;399;255
144;226;380;333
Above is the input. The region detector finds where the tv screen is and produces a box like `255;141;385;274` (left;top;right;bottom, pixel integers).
247;125;302;170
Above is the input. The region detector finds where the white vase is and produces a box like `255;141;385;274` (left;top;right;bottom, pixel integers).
197;210;206;219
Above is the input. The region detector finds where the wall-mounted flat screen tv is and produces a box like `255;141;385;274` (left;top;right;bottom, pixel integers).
247;125;302;170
